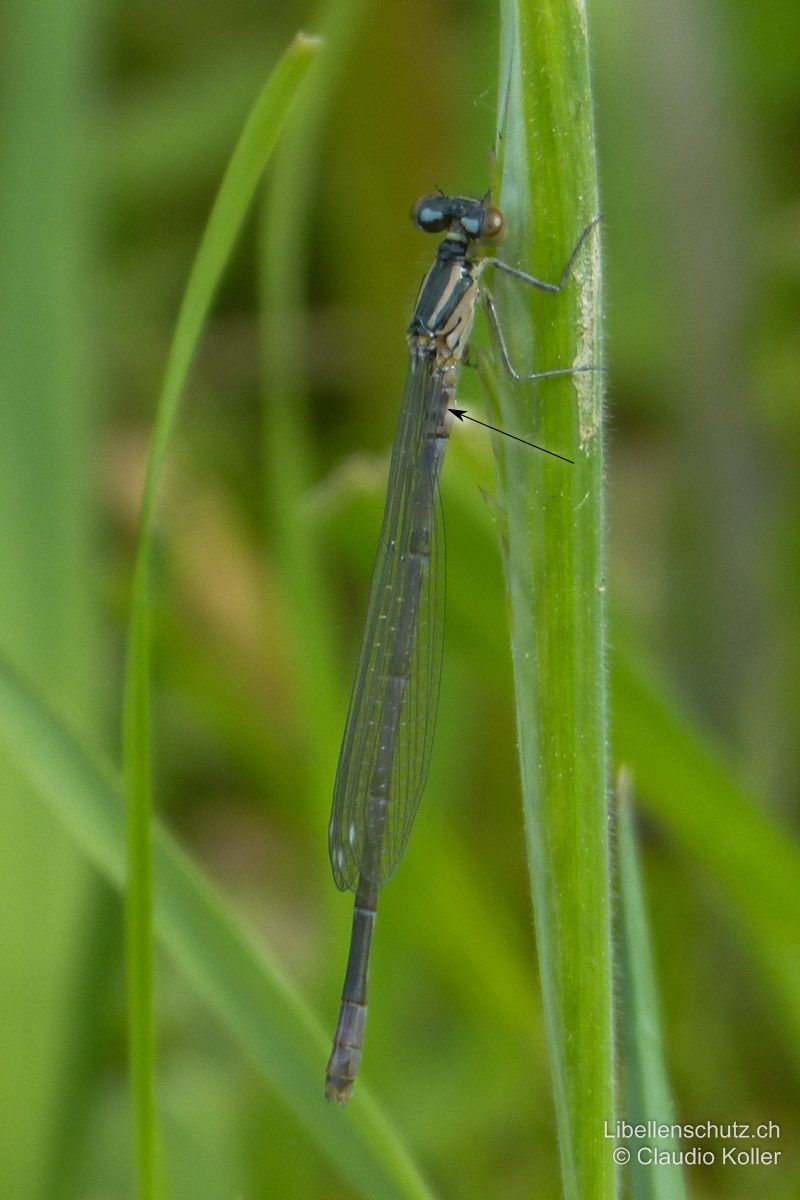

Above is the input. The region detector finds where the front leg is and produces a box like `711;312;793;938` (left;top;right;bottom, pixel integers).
478;215;601;294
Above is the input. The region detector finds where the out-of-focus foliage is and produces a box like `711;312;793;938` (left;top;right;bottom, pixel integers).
0;0;798;1198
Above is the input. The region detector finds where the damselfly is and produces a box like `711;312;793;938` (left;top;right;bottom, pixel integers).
325;194;597;1103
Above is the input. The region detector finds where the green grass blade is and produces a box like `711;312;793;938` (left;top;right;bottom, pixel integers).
0;0;98;1194
122;33;320;1199
0;653;437;1200
260;0;370;809
493;3;613;1198
612;643;800;1066
616;769;689;1200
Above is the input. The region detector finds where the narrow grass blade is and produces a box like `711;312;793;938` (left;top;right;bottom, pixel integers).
0;0;98;1194
0;654;437;1200
260;0;370;809
493;3;613;1198
616;769;689;1200
612;643;800;1067
122;33;320;1199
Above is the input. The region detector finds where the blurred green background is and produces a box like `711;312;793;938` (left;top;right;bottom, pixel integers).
1;0;798;1198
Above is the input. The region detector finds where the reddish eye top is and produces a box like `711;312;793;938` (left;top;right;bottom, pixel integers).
482;206;505;241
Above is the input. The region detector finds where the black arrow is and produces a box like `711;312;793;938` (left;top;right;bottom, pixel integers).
448;410;574;464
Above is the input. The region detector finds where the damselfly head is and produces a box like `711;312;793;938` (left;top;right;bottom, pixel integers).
412;194;505;243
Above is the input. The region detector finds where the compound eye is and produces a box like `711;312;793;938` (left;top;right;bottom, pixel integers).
482;205;505;241
412;195;451;232
460;212;483;238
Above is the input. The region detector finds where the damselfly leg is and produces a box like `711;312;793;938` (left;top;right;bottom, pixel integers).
477;216;601;383
478;216;601;294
